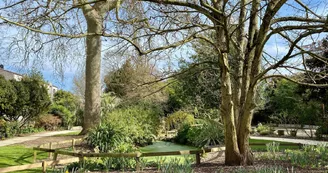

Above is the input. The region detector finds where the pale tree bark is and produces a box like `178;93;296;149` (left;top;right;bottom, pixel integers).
234;0;261;165
2;0;328;166
81;13;103;134
220;53;242;165
78;0;117;134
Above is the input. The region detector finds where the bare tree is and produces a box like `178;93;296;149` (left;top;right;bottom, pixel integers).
0;0;123;134
0;0;160;134
108;0;328;165
73;68;86;103
1;0;328;166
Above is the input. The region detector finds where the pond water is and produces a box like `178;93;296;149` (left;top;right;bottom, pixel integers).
140;141;198;153
139;141;198;163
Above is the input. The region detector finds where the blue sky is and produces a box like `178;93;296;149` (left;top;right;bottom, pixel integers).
0;0;327;92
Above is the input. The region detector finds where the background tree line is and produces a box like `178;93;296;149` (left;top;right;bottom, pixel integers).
254;36;328;138
0;72;82;138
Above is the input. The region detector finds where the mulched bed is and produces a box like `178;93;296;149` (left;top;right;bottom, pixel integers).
13;135;328;172
193;159;327;173
91;160;328;173
193;152;328;173
89;152;328;173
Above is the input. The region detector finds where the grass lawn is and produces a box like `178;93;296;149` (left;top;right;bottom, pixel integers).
249;139;301;151
0;145;48;173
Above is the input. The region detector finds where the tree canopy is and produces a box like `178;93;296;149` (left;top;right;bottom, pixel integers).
1;0;328;166
104;58;167;103
167;39;220;113
0;73;51;127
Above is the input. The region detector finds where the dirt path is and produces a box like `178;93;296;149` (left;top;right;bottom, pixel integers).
0;129;82;147
20;134;85;147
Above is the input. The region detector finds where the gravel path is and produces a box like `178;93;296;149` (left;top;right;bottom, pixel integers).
0;128;81;147
251;136;328;145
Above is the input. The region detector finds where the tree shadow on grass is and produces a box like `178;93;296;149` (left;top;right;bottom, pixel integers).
14;152;34;165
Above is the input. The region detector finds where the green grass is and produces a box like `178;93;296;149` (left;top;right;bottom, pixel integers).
249;139;292;144
0;145;48;173
249;139;301;151
11;168;42;173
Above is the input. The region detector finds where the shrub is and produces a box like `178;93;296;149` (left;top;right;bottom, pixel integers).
166;110;194;130
187;119;224;147
265;142;280;160
53;90;78;113
101;93;120;113
175;119;224;147
65;159;107;172
193;108;220;120
284;144;328;168
0;118;6;138
85;123;138;171
102;102;162;146
159;157;194;173
0;119;44;138
35;114;62;130
1;74;51;127
5;121;20;138
315;123;328;139
74;108;84;126
19;126;44;134
66;144;137;171
256;124;274;135
102;143;137;170
0;75;17;120
50;104;74;128
64;154;193;172
86;124;133;153
175;124;191;145
0;121;20;138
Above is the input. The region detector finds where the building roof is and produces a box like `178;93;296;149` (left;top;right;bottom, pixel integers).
0;68;24;77
0;68;59;88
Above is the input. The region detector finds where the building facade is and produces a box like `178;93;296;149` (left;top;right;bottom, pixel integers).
0;65;23;81
47;83;58;100
0;65;58;99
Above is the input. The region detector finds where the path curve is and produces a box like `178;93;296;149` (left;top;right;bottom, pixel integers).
250;136;328;145
0;128;81;147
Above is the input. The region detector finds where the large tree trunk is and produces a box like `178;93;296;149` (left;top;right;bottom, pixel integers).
76;1;117;135
223;96;255;165
220;53;242;165
221;52;255;165
80;15;103;134
237;90;256;165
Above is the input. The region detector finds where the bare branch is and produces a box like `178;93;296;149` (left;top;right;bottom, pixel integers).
261;75;328;87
